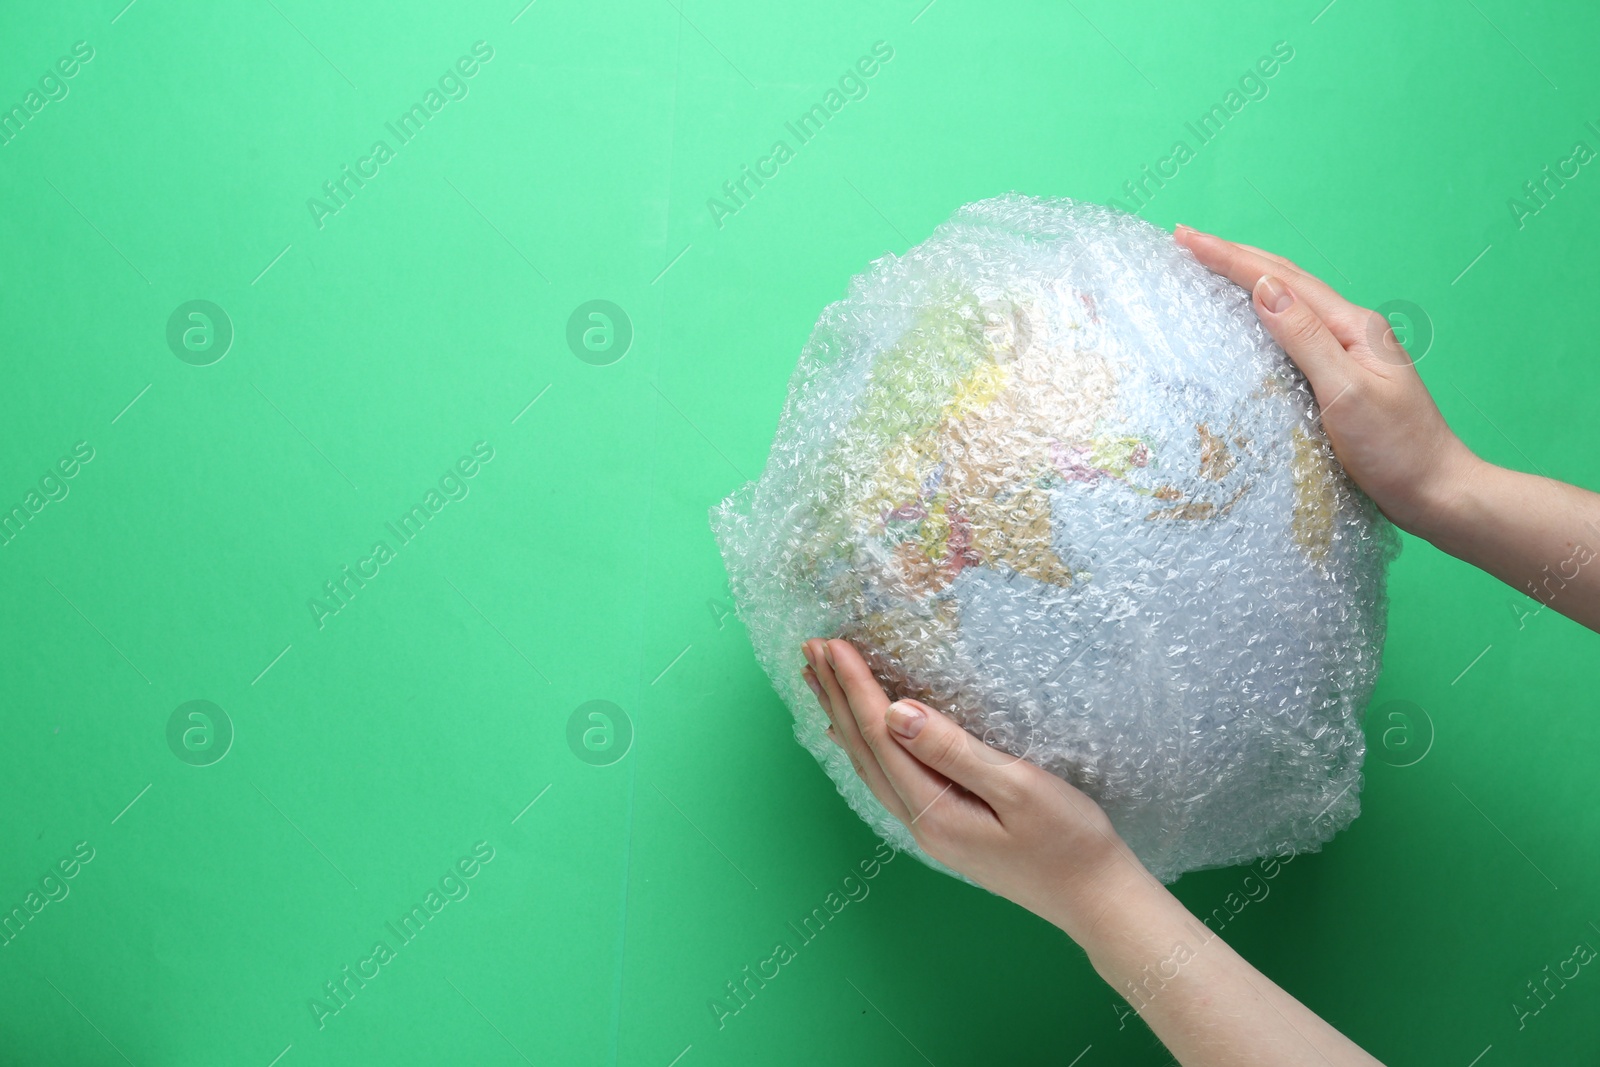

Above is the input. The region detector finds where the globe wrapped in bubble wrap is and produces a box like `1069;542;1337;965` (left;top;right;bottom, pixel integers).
712;195;1398;884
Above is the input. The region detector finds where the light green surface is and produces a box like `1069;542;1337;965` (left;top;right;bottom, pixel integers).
2;1;1597;1064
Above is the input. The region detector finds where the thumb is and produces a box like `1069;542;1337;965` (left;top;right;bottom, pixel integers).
886;699;1023;810
1252;273;1352;404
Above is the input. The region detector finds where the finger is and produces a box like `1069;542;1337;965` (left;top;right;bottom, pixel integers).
806;667;855;746
805;640;913;824
1175;225;1311;289
1251;274;1355;405
1229;241;1406;360
801;664;827;712
1227;241;1330;285
800;639;851;729
824;640;1013;821
801;648;845;728
803;641;841;721
1227;240;1300;272
1175;226;1368;347
806;669;864;765
883;698;1027;815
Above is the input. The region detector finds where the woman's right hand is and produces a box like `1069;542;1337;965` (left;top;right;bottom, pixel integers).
1174;224;1481;539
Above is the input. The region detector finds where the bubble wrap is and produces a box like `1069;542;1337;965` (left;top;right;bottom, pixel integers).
712;195;1399;885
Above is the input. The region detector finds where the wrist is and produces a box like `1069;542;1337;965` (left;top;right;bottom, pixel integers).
1039;844;1180;952
1062;863;1205;991
1398;437;1489;543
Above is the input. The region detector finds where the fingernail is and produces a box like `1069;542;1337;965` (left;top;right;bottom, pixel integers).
802;668;823;701
801;642;816;668
1174;223;1191;237
886;701;926;739
1256;274;1294;314
823;641;836;668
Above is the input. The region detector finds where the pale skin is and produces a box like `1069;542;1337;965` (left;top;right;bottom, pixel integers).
800;224;1600;1066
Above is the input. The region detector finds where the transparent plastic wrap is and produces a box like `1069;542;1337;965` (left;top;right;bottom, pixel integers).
711;195;1399;885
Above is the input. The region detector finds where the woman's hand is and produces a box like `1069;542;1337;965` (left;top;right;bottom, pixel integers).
801;635;1388;1065
799;637;1159;941
1176;224;1600;632
1173;224;1481;538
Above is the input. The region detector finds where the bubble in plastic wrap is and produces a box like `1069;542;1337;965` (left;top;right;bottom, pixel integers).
711;195;1399;885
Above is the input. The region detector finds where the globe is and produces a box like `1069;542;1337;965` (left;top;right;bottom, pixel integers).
713;195;1398;884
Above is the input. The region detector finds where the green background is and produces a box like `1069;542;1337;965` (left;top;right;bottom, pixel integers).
1;0;1596;1063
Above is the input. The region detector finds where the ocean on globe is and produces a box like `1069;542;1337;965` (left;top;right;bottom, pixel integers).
712;195;1398;884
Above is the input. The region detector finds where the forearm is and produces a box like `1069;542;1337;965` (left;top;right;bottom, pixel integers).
1415;455;1600;633
1050;865;1382;1067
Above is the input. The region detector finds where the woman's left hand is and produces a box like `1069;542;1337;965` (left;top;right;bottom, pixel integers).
802;637;1389;1066
800;637;1159;942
